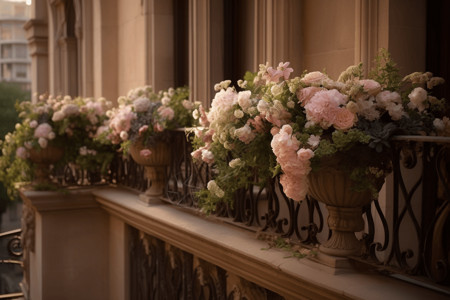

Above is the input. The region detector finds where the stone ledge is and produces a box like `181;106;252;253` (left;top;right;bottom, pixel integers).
20;187;99;212
94;187;448;300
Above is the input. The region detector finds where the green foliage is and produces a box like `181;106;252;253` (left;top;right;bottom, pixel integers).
0;82;29;139
369;48;402;91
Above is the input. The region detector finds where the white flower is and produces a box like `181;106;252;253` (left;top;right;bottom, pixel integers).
386;103;404;120
229;158;241;168
234;109;244;119
15;123;21;130
257;100;269;114
408;87;428;112
201;149;214;164
38;137;48;149
52;111;65;122
270;84;283;96
207;180;225;198
47;132;56;140
192;109;199;119
433;118;445;131
119;131;129;141
161;96;171;106
287;101;295;109
133;97;151;113
307;135;320;148
214;80;232;91
237;90;252;111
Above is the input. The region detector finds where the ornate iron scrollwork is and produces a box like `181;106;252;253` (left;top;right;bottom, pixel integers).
129;227;284;299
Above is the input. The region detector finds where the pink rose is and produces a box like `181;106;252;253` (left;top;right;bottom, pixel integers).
333;108;356;130
301;71;328;85
359;79;381;96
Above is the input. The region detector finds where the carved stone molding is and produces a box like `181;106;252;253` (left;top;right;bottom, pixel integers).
20;197;36;300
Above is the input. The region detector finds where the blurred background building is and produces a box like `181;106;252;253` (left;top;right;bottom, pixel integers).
0;0;31;91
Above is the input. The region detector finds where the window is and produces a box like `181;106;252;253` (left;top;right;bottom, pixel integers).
1;44;13;59
15;64;28;79
0;24;13;39
2;63;12;80
15;44;28;58
13;24;26;40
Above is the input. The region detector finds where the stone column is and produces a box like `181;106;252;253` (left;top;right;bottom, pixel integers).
24;19;49;100
20;188;110;300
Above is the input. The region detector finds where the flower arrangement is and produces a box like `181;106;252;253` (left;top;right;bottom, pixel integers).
192;50;449;212
0;94;115;198
102;85;195;156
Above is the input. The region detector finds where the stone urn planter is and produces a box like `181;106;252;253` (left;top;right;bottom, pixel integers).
307;157;381;258
129;139;171;204
29;145;64;185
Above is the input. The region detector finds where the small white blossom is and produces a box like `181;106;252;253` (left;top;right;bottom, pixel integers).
229;158;241;168
161;96;171;106
119;131;129;141
207;180;225;198
234;109;244;119
192;109;199;119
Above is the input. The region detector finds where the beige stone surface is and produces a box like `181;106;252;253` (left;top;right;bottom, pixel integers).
94;187;450;300
22;189;110;300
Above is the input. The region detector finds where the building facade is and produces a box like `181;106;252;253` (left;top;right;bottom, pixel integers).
0;0;31;90
26;0;448;105
20;0;450;299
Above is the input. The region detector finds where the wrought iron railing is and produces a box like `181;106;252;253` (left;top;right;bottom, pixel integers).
12;129;450;295
115;130;450;291
0;229;24;299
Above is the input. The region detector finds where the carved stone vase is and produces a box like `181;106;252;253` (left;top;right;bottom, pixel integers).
129;139;171;204
307;158;376;257
29;145;64;185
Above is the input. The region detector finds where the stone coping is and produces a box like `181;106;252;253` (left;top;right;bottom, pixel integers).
93;187;449;300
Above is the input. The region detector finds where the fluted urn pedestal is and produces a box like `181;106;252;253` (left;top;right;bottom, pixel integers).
129;140;171;204
308;162;374;258
29;145;64;185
